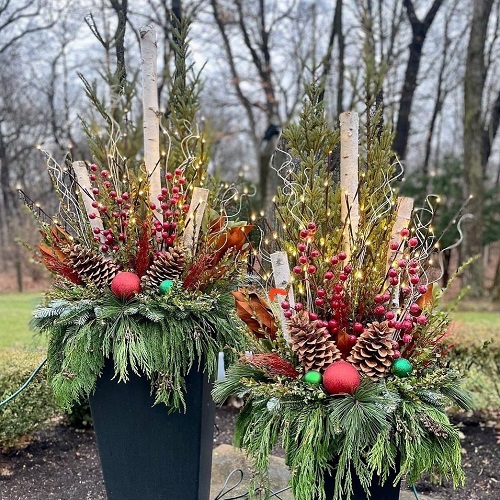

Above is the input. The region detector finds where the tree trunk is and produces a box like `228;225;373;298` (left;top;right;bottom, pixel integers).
393;0;444;161
462;0;494;297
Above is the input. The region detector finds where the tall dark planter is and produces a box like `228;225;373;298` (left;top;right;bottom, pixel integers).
89;360;215;500
323;461;401;500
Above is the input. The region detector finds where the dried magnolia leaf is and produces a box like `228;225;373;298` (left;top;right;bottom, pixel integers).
231;289;277;339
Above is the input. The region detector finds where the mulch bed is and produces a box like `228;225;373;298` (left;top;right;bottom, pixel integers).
1;408;498;499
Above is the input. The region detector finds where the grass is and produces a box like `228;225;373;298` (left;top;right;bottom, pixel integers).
0;293;44;349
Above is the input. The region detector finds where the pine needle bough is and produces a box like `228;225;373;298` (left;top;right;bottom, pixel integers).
26;20;252;413
213;84;473;500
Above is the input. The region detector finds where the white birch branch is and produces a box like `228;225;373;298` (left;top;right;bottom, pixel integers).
270;251;295;340
183;187;209;253
140;25;162;223
339;111;359;261
73;161;104;240
388;197;414;263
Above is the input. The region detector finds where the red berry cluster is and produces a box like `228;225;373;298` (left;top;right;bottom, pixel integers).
151;168;189;248
87;164;133;253
282;223;432;358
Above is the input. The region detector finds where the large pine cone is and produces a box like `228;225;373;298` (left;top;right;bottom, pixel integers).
142;246;186;289
347;321;395;379
66;244;120;288
288;311;341;373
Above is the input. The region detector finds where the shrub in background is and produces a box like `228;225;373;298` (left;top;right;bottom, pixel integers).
0;349;59;450
449;319;500;409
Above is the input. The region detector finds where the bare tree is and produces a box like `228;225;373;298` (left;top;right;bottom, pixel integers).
392;0;445;161
462;0;495;297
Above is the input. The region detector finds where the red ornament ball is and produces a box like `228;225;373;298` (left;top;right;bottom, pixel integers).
323;360;361;395
111;272;141;300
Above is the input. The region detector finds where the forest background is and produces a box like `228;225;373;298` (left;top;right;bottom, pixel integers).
0;0;499;300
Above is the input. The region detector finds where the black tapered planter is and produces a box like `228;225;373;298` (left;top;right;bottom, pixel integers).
89;359;215;500
323;461;401;500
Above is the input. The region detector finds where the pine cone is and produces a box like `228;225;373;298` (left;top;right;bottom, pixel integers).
347;321;395;380
142;246;186;289
288;312;341;373
66;244;120;288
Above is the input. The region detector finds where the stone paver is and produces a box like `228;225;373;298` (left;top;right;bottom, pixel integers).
210;444;444;500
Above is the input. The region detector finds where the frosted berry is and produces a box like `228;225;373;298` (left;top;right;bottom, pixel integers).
294;302;303;311
338;252;347;261
408;237;418;247
300;229;309;239
315;298;324;306
353;322;364;333
283;310;293;318
307;222;317;231
409;303;422;316
309;312;318;321
402;333;413;343
418;285;428;294
317;289;326;298
400;228;410;237
311;249;320;258
390;241;399;250
299;255;308;264
298;243;307;252
416;315;428;325
307;265;317;274
402;319;413;330
374;305;385;315
393;350;401;359
281;301;290;310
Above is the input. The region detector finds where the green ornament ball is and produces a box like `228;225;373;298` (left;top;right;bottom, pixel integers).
303;370;322;385
392;358;413;377
159;279;174;295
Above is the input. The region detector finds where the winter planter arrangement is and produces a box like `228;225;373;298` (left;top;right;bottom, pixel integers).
26;25;251;500
214;86;472;500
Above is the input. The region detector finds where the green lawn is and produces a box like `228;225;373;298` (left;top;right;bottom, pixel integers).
0;293;44;348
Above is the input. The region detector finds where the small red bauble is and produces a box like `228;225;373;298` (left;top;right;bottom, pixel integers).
323;361;361;395
111;272;141;300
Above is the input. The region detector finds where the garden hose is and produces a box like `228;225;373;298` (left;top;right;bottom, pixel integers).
0;358;47;408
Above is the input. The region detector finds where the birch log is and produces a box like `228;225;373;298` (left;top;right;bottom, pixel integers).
339;111;359;261
388;197;414;265
73;161;104;239
270;251;295;340
140;25;162;223
183;187;209;253
388;197;414;308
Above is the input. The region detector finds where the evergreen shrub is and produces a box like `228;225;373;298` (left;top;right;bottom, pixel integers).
0;349;59;450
